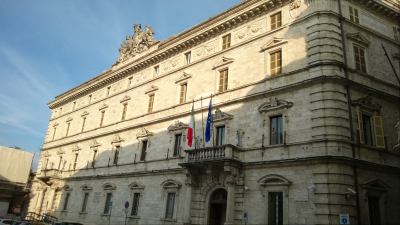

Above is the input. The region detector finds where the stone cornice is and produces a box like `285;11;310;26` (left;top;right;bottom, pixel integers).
350;0;400;19
47;0;292;109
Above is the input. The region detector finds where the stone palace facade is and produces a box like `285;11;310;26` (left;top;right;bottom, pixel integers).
27;0;400;224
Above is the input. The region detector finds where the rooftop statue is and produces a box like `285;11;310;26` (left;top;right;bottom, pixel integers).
117;24;156;63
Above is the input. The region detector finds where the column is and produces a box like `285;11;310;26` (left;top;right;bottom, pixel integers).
225;177;236;225
47;188;57;213
184;170;192;225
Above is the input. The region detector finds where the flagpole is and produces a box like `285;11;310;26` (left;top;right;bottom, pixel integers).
201;96;205;148
192;100;196;149
211;94;215;147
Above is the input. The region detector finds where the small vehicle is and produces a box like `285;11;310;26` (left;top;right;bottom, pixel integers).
12;221;31;225
0;219;15;225
53;223;83;225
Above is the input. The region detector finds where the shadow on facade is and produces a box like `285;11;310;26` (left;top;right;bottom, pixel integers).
30;2;400;225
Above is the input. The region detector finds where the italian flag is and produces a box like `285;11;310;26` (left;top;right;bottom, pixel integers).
187;103;195;147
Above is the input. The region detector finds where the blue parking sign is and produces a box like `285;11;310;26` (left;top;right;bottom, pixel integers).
339;213;350;225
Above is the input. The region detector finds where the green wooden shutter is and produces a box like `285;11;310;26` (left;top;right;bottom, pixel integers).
373;116;385;148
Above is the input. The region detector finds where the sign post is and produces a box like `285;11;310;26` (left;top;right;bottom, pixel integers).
243;211;248;225
339;213;350;225
124;201;129;225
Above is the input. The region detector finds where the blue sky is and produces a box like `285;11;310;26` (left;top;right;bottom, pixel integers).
0;0;240;169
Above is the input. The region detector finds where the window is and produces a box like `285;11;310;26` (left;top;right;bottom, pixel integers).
63;193;70;211
103;193;113;214
44;158;49;170
73;153;78;170
368;196;381;225
65;122;71;137
92;150;97;168
268;192;283;225
100;110;105;127
72;101;76;110
88;94;92;104
58;156;63;170
165;193;176;219
357;110;385;148
271;12;282;30
59;107;63;116
222;34;231;50
52;127;57;141
216;126;225;146
140;140;148;161
121;103;128;121
81;117;86;132
113;146;120;165
128;77;133;88
173;134;182;157
81;193;89;213
394;27;400;41
270;50;282;76
349;6;359;24
270;115;283;145
154;65;159;76
354;45;366;73
148;94;155;113
185;51;191;64
106;86;111;97
131;193;140;216
362;114;373;145
218;69;229;92
179;83;187;104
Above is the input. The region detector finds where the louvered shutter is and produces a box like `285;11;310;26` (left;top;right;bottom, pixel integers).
373;116;385;148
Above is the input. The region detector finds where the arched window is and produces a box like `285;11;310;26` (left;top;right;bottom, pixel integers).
258;174;291;225
161;180;181;220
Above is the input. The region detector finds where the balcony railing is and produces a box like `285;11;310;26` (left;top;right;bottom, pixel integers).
37;169;61;181
184;144;241;164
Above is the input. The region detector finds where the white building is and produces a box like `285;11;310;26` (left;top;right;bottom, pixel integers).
28;0;400;225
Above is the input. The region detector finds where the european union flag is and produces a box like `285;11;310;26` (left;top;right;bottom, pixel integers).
205;98;212;142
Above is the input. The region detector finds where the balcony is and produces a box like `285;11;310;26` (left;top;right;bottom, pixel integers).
37;169;61;183
180;144;242;168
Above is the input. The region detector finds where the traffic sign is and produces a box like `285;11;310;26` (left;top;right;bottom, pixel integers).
339;213;350;225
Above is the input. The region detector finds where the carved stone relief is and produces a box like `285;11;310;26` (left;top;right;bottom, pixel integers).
167;120;188;132
136;128;153;139
258;97;294;113
193;40;216;59
235;18;266;41
117;24;157;63
289;0;302;10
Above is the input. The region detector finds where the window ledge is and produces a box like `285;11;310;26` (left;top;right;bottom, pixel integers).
101;213;111;216
79;212;88;215
358;143;386;151
61;210;68;213
160;218;177;222
128;216;140;219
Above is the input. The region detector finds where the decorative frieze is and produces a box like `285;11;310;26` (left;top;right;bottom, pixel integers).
258;97;293;113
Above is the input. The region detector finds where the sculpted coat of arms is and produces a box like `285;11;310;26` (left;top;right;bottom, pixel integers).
117;24;156;63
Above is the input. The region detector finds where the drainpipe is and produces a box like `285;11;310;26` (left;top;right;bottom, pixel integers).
337;0;361;224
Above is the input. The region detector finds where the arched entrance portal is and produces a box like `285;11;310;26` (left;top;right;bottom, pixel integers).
208;188;227;225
